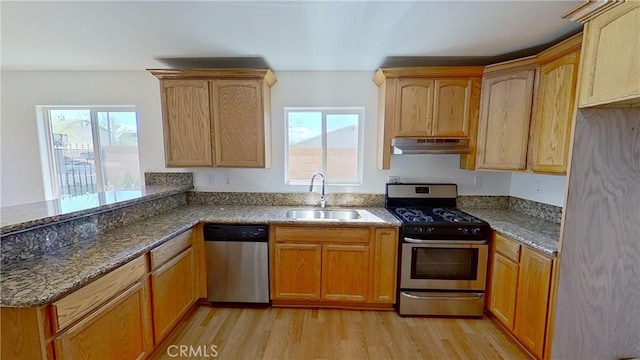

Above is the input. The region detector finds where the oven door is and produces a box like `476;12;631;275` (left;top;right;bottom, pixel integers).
400;241;488;291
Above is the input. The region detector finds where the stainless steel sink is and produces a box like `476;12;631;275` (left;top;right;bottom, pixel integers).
285;209;361;220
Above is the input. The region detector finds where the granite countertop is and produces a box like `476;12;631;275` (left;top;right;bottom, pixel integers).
1;205;400;308
461;208;560;256
2;203;560;308
0;185;194;235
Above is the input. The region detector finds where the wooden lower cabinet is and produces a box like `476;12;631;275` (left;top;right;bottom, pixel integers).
151;247;198;343
272;243;322;300
372;228;399;303
54;279;153;360
270;225;398;307
489;252;519;328
321;244;370;302
1;229;201;360
514;247;553;358
488;232;554;359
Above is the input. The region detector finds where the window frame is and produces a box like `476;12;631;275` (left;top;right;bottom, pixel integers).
41;105;139;199
284;107;364;186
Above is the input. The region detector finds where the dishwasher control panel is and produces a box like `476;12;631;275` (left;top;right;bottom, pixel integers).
204;224;268;242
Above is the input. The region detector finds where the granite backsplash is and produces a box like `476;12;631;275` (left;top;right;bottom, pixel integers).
508;197;562;224
145;172;194;187
187;191;385;208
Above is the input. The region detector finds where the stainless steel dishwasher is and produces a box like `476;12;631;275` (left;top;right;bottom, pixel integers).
204;224;270;304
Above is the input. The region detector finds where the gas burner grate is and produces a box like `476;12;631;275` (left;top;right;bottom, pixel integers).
395;208;433;223
433;208;483;223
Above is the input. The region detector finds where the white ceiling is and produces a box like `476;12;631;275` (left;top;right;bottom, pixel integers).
1;1;583;72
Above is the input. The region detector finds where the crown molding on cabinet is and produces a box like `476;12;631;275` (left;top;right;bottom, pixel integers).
563;0;624;23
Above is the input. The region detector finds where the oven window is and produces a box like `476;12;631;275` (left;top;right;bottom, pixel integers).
411;247;479;280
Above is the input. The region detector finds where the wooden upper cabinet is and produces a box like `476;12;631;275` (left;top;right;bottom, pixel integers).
476;58;538;171
530;35;581;174
433;79;474;136
569;0;640;107
393;76;476;137
395;79;435;136
161;80;213;167
373;67;484;169
210;80;266;167
150;68;276;169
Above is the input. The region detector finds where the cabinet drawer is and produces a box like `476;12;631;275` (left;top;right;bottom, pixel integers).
273;226;371;244
52;255;147;332
494;233;521;262
53;279;153;360
151;229;193;269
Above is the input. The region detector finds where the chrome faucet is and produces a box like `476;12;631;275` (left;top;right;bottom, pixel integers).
309;172;327;208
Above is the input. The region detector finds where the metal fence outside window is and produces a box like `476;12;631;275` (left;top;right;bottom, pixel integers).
52;143;98;197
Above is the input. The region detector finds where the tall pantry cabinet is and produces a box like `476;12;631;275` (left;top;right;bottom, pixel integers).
551;1;640;358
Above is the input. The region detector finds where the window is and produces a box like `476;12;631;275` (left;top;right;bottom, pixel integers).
285;107;363;185
42;107;141;197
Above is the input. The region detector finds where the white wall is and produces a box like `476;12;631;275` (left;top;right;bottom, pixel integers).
185;71;511;196
0;71;163;207
510;172;567;207
2;70;567;208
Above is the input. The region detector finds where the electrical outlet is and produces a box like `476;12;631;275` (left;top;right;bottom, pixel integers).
224;174;230;185
473;176;482;187
536;180;543;193
207;174;215;185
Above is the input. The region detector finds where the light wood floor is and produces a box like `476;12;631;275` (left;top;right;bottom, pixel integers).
151;305;530;360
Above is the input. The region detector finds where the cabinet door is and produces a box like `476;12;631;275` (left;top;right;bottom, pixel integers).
394;79;435;136
210;79;266;168
54;280;153;360
489;253;519;330
271;243;321;300
321;244;370;302
476;69;536;170
530;50;580;174
433;79;472;136
151;247;197;344
514;247;553;359
579;1;640;107
371;228;398;303
161;80;213;167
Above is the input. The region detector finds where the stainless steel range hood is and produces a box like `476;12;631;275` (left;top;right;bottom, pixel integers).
392;138;470;154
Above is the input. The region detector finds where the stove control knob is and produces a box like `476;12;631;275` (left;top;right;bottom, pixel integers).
426;227;435;233
471;228;482;235
458;227;469;235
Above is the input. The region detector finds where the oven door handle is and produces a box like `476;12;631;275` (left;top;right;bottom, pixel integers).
402;292;484;301
404;237;487;245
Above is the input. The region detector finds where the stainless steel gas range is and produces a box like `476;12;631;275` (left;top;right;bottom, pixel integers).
385;183;490;317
